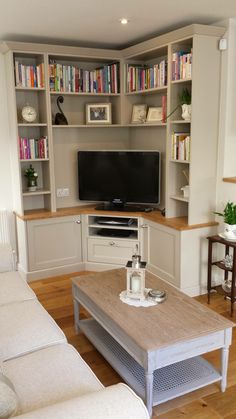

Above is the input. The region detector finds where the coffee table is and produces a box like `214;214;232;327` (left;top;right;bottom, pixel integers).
72;269;234;416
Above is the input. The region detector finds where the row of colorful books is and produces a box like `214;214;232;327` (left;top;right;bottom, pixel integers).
49;62;119;94
126;60;167;92
171;133;191;161
19;136;48;160
15;62;45;88
172;51;192;81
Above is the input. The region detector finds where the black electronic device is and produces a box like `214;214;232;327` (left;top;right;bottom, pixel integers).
78;150;161;211
97;228;132;238
95;217;134;226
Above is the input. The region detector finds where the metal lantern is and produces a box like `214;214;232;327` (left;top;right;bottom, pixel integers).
126;254;147;300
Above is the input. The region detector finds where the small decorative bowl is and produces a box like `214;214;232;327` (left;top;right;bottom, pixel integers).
147;289;167;303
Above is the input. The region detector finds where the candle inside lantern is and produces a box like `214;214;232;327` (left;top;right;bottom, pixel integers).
131;274;141;293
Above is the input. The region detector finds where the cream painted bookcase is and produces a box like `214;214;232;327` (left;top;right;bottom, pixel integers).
0;24;224;284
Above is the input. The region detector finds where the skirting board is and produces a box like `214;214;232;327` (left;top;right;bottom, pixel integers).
18;262;86;282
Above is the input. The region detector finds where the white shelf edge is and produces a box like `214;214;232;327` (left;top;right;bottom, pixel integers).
170;159;190;164
170;120;191;124
171;78;192;84
52;124;123;128
15;86;45;91
170;195;189;203
22;189;51;197
125;86;167;95
20;159;49;162
89;224;138;230
18;123;47;127
50;91;120;96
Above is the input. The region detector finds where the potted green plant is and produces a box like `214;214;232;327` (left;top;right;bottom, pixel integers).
214;201;236;239
167;88;191;121
24;164;38;192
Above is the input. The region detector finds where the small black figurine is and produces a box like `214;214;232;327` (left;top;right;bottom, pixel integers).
55;96;68;125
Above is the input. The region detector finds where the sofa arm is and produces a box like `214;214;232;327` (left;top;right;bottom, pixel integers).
0;244;15;272
15;383;150;419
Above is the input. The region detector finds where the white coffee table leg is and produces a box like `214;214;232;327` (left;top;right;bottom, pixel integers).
73;297;80;334
145;370;154;417
221;345;229;392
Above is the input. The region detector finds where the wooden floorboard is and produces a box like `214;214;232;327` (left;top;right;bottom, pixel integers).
30;273;236;419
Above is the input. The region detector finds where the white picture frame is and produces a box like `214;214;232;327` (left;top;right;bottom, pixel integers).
86;103;112;124
146;107;163;122
131;104;147;123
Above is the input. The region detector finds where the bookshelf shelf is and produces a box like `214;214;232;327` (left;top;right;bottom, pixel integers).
20;159;49;162
50;91;120;97
171;78;192;84
22;189;51;197
170;159;190;164
15;87;46;91
125;86;167;96
52;124;123;129
170;120;191;124
170;195;189;203
18;123;47;127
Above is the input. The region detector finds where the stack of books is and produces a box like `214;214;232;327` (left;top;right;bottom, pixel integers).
14;62;44;88
19;136;48;160
171;133;191;161
172;51;192;81
126;60;167;92
49;61;119;93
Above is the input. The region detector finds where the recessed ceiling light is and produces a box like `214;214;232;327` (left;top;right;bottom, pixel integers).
120;18;129;25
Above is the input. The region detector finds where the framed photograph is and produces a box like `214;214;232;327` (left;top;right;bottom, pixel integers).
131;104;147;123
146;107;163;123
86;103;112;124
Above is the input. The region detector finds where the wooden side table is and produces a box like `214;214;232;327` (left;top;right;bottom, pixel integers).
207;235;236;316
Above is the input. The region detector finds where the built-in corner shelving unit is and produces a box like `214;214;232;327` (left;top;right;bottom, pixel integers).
1;24;224;224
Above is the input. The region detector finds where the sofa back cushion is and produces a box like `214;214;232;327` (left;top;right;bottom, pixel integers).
0;372;19;418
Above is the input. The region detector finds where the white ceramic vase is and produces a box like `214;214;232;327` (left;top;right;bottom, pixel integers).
223;223;236;239
181;104;191;121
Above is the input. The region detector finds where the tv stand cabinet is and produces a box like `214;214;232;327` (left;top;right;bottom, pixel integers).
16;206;218;296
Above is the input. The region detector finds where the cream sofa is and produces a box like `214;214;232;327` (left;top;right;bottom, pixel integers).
0;245;149;418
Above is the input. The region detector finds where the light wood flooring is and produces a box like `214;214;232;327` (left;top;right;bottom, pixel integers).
30;273;236;419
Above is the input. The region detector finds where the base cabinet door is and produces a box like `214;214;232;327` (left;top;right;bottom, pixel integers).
27;216;82;271
87;238;139;265
146;220;180;287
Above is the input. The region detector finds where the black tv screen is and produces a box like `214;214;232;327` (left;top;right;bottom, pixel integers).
78;150;160;209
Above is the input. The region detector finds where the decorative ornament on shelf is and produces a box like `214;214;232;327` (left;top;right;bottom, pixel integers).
21;105;37;123
24;164;38;191
166;88;191;121
214;201;236;240
55;96;68;125
125;253;147;301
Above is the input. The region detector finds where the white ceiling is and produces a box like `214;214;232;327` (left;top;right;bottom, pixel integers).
1;0;236;49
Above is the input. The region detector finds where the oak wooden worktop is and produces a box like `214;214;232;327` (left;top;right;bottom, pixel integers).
15;205;218;231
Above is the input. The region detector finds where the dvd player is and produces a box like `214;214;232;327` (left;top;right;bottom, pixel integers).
96;217;134;227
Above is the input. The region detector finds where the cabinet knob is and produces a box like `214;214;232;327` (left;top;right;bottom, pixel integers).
141;224;148;228
75;220;81;224
109;241;116;246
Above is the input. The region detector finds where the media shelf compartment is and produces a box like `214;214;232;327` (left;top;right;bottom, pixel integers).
88;215;139;229
88;227;138;240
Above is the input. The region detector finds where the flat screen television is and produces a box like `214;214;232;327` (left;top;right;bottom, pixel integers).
78;150;161;211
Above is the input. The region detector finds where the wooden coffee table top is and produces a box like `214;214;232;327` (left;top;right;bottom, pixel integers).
72;268;234;351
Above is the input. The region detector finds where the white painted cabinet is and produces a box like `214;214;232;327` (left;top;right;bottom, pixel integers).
27;215;82;272
144;219;180;287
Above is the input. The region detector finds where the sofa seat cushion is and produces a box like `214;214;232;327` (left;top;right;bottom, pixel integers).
3;344;103;415
0;300;66;361
0;272;36;306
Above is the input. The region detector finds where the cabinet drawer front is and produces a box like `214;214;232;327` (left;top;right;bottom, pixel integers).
87;238;139;265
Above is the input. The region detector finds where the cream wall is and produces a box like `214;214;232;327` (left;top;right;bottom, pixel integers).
216;19;236;217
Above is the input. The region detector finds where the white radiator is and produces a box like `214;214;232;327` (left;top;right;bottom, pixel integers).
0;209;11;244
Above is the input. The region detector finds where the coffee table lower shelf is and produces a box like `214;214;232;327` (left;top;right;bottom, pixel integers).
79;318;221;406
